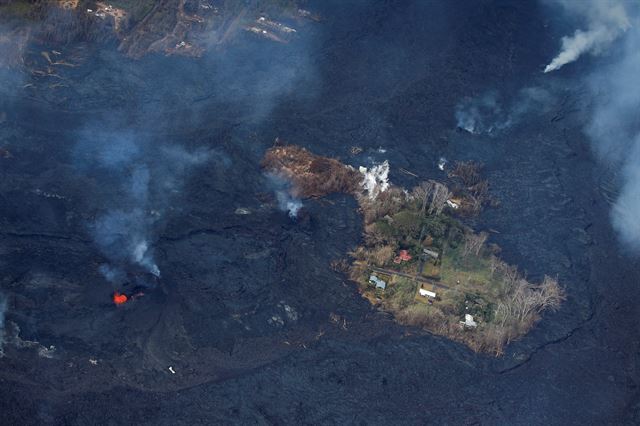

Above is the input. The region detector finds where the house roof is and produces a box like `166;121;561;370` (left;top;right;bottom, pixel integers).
369;275;386;289
398;250;412;261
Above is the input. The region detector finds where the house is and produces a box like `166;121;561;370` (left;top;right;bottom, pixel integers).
369;275;386;290
460;314;478;328
418;287;437;299
446;199;460;209
423;248;439;260
393;250;412;264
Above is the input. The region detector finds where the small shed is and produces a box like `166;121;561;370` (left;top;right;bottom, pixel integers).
423;248;439;259
446;199;460;209
369;275;387;290
419;288;437;299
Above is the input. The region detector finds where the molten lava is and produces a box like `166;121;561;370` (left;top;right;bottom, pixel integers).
113;291;128;305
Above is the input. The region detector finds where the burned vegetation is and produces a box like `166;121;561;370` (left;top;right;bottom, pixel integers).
261;145;362;198
0;0;315;60
263;144;565;356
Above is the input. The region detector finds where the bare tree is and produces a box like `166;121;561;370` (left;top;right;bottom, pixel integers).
537;275;566;311
462;231;488;257
498;261;519;289
412;181;432;213
412;180;451;216
496;275;565;329
489;255;499;277
449;161;482;186
429;182;451;215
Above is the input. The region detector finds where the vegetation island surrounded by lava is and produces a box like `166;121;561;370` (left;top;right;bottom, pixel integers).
262;144;565;355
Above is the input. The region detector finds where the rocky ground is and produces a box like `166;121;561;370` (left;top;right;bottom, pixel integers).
1;0;639;424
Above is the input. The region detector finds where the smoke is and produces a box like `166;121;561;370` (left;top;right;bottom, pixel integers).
0;25;29;69
277;191;303;219
455;87;556;135
582;25;640;252
265;173;303;218
544;0;640;251
92;209;159;277
544;0;633;73
74;130;213;280
455;92;509;134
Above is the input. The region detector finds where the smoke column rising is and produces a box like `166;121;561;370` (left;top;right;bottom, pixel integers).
74;130;212;279
454;87;555;135
265;173;303;218
544;0;632;73
584;25;640;252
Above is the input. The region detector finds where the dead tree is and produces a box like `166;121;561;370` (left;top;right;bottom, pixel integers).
489;255;499;277
413;180;451;215
449;161;482;186
537;275;566;311
462;231;488;257
496;275;565;330
498;261;519;289
429;182;451;215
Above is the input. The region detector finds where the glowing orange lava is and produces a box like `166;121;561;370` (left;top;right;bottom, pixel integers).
113;291;128;305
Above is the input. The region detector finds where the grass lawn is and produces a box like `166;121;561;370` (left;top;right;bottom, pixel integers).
422;260;441;278
439;245;504;297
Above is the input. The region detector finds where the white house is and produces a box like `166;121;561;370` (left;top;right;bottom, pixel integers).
446;199;460;209
419;288;437;298
369;275;387;290
460;314;478;328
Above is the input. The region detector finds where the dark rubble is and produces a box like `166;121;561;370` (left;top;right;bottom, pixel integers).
1;1;639;424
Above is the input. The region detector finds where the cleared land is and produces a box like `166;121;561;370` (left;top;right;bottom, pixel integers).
263;144;565;355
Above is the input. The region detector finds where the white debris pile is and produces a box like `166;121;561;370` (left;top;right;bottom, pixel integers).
438;157;447;171
359;160;390;200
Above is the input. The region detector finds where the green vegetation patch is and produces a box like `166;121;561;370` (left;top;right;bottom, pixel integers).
350;177;565;355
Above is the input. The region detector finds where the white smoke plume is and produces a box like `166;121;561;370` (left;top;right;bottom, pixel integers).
455;87;555;135
544;0;633;73
276;191;303;218
265;173;303;218
74;130;212;280
583;25;640;252
455;92;509;134
359;160;390;200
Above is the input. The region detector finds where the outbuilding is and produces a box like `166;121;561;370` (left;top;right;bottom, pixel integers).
419;288;437;298
423;248;439;259
369;275;387;290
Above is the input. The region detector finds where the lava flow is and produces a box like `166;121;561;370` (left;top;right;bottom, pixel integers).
112;291;128;305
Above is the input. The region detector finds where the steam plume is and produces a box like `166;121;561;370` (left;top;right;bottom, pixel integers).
583;25;640;252
455;87;555;135
266;173;303;218
544;0;632;73
455;92;508;134
74;130;212;279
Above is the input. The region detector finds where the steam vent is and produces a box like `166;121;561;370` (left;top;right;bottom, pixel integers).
1;1;639;424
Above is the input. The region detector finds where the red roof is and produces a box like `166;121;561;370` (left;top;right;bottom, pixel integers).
398;250;412;261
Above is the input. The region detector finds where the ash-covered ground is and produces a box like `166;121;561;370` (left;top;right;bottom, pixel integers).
1;1;640;424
